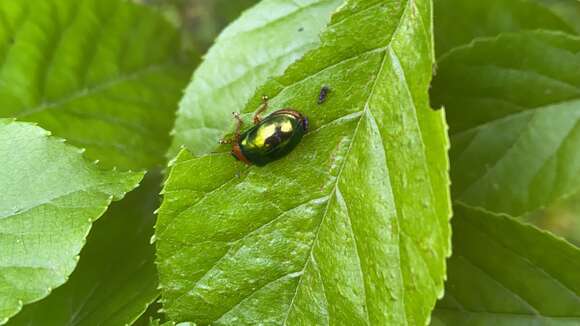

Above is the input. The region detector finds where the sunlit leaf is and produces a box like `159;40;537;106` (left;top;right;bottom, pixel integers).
157;0;451;324
0;119;142;324
169;0;344;158
7;173;161;326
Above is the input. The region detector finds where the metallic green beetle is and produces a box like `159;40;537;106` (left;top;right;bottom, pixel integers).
220;96;309;166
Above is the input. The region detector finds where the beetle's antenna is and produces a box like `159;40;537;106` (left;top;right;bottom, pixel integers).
253;95;269;124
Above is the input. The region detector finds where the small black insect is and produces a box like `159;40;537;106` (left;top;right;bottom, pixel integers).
318;85;331;105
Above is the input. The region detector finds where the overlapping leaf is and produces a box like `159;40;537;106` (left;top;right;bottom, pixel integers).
0;119;142;324
431;31;580;217
434;0;580;55
157;0;450;324
0;0;191;170
169;0;344;158
7;173;161;326
431;205;580;325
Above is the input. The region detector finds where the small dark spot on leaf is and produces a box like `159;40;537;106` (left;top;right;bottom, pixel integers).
298;27;304;32
318;85;331;105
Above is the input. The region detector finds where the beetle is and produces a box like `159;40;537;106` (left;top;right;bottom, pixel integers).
220;96;309;166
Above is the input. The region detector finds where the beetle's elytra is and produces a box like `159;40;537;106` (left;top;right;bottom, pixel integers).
220;96;308;166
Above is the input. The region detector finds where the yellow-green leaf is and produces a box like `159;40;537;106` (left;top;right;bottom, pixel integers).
156;0;451;324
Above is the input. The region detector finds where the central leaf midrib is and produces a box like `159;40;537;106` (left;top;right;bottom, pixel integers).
280;110;368;326
281;44;402;324
249;2;413;323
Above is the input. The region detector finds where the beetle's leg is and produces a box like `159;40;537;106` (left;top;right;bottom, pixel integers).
219;112;244;144
233;112;244;142
253;95;269;125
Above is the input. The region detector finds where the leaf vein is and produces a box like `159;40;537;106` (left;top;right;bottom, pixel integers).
17;61;179;118
462;217;580;300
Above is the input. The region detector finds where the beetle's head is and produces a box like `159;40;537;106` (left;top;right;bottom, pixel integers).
300;117;309;133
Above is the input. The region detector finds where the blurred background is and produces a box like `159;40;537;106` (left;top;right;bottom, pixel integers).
527;193;580;246
136;0;580;246
136;0;258;54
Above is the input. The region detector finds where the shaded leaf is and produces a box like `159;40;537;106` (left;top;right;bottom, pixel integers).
431;205;580;325
7;172;161;326
169;0;344;158
0;119;142;324
431;31;580;217
0;0;191;170
434;0;580;55
157;0;450;324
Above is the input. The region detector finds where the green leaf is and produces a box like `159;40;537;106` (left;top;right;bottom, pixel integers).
431;31;580;217
434;0;580;55
157;0;451;324
7;172;161;326
169;0;344;158
0;119;142;324
431;205;580;325
0;0;191;170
